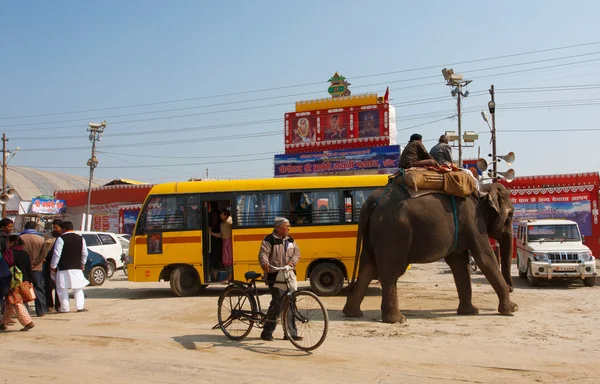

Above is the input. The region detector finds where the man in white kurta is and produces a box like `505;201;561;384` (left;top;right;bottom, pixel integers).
50;222;89;313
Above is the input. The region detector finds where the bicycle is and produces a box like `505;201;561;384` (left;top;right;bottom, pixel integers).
215;265;329;352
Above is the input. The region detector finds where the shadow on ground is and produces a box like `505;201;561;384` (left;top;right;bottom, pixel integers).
171;333;314;356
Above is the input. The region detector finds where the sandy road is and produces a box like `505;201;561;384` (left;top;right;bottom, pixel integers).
2;262;599;384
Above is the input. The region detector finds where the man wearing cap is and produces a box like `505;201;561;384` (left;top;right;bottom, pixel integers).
399;133;438;169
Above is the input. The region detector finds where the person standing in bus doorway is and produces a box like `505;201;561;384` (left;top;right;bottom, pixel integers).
208;203;222;282
50;221;89;313
209;209;233;281
258;217;302;342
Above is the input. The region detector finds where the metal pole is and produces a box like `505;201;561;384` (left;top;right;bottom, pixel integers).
2;133;6;218
457;88;463;167
490;85;497;183
85;133;97;231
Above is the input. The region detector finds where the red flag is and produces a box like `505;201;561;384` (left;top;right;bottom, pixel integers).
384;87;389;102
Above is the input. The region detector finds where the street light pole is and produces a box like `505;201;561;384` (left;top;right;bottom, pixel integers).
457;89;463;167
85;121;106;231
441;68;471;168
489;85;497;183
2;134;7;218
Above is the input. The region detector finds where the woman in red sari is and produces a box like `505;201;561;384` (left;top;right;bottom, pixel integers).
209;210;233;281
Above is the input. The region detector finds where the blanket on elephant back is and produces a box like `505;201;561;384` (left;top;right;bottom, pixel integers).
398;165;477;198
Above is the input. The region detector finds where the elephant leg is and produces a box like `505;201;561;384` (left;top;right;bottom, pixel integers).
445;251;479;315
471;240;518;315
379;264;408;324
343;254;377;318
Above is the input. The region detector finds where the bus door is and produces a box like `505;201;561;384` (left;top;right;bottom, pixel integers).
202;193;234;283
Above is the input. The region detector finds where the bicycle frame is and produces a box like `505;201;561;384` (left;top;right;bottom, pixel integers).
225;277;295;329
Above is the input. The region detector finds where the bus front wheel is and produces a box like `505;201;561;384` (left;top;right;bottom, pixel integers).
170;266;201;297
310;263;344;296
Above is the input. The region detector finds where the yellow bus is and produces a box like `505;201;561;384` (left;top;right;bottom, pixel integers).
127;174;390;296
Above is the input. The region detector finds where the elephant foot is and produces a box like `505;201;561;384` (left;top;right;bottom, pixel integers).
342;304;363;318
457;304;480;316
381;310;407;324
498;300;519;315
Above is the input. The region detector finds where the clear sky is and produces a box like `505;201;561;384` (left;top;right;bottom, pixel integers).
1;1;599;184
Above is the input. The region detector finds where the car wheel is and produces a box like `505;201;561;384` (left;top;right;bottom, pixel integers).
583;277;596;287
170;266;201;297
526;261;540;287
89;266;106;286
106;261;115;279
309;263;344;296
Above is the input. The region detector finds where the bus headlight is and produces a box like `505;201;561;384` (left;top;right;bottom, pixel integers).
579;251;594;261
533;253;548;261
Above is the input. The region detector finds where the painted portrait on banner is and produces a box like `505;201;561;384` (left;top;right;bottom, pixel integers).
323;113;348;141
358;110;380;137
291;116;317;144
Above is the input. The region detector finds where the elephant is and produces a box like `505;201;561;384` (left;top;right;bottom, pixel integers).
342;181;518;324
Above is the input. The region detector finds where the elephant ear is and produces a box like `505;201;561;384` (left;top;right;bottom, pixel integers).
484;188;502;213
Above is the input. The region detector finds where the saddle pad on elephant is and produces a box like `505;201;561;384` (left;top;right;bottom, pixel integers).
443;171;477;197
402;170;444;191
400;169;476;198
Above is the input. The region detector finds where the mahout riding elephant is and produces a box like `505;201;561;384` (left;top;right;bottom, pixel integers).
342;182;518;324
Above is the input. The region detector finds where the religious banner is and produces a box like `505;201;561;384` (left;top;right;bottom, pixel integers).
274;145;400;177
510;193;593;236
29;198;67;215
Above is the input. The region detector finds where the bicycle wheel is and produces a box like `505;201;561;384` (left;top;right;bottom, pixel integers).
282;290;329;352
217;285;257;341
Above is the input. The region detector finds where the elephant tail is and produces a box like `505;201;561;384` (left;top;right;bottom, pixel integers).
348;199;372;290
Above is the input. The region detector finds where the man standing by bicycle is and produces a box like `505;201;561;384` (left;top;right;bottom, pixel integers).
258;217;302;342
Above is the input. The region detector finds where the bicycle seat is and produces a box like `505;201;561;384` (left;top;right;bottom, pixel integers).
244;271;262;280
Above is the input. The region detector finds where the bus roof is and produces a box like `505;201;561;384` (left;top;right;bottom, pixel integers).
148;174;391;195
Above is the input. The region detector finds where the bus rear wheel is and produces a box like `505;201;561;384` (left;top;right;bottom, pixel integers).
310;263;344;296
170;266;201;297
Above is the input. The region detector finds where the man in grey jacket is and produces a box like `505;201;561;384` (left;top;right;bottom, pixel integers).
429;134;454;165
258;217;301;341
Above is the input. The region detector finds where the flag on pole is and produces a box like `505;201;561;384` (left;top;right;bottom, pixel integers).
384;87;389;102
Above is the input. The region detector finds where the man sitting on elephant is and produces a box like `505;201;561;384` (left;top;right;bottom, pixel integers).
399;133;438;169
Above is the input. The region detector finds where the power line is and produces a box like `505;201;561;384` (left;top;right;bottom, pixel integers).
3;40;600;121
1;54;595;134
18;156;275;169
2;51;600;132
20;127;600;172
97;150;279;160
16;130;282;152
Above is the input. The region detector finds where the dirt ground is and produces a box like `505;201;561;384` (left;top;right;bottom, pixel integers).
2;262;599;384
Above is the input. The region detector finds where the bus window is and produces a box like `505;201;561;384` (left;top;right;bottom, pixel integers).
138;195;187;233
351;189;376;222
185;195;201;230
290;191;341;225
235;193;284;227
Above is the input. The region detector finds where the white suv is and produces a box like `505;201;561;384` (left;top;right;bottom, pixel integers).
75;231;124;279
516;219;597;287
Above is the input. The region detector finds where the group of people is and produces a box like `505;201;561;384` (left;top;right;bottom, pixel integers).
0;219;90;332
399;133;453;169
399;133;480;187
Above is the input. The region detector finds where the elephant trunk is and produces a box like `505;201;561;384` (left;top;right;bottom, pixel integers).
498;229;514;291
